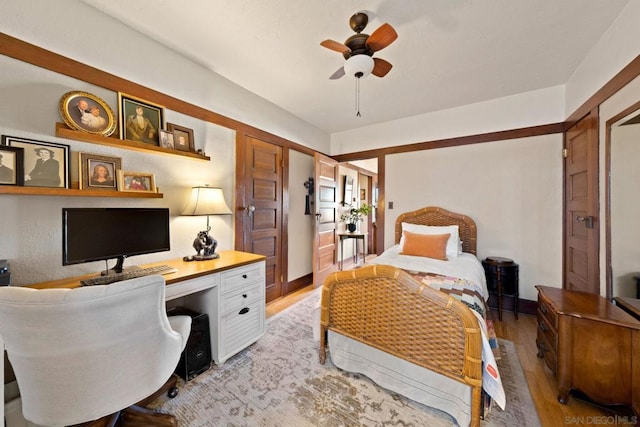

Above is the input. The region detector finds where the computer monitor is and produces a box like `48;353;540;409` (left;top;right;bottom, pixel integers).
62;208;170;274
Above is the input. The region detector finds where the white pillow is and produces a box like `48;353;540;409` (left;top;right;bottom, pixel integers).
400;222;460;258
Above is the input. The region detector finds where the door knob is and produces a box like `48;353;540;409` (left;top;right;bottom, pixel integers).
245;205;256;216
315;212;322;222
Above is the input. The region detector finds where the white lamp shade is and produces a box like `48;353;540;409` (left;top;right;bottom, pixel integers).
182;186;232;216
343;55;374;78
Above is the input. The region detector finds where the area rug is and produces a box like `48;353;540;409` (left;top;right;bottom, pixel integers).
150;289;540;426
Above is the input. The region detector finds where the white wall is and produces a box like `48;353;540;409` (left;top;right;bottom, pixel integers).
330;85;565;155
0;0;328;285
599;74;640;297
0;54;237;284
565;1;640;118
0;0;329;153
287;150;314;281
385;135;563;302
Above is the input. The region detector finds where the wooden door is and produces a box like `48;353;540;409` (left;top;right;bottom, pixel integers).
564;109;599;294
237;136;283;303
313;153;339;287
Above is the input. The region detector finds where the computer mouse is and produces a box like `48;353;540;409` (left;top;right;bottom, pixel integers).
183;256;194;262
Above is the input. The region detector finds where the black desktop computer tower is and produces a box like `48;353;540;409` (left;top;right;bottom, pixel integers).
167;307;212;381
0;260;11;286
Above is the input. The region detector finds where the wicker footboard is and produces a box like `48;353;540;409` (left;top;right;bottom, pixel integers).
319;264;483;427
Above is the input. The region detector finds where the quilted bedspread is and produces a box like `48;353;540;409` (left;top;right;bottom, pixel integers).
404;270;488;319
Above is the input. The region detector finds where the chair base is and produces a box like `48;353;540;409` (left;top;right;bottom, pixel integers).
75;375;180;427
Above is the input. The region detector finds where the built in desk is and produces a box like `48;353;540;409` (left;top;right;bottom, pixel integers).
3;251;266;424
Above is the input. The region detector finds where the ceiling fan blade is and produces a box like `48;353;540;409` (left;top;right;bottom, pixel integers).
372;58;392;77
329;66;346;80
320;39;351;54
366;23;398;52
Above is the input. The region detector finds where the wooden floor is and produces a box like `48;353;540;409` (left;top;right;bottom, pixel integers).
266;271;616;427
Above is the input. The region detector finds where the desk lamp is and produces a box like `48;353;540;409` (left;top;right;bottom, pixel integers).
182;186;232;261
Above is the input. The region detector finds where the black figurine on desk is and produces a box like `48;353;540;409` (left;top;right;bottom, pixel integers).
192;230;218;260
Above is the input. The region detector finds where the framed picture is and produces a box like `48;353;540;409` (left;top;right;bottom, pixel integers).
59;91;117;136
167;123;195;152
159;129;175;149
360;188;366;200
0;145;24;186
118;93;164;146
1;135;69;188
117;170;156;193
78;152;121;190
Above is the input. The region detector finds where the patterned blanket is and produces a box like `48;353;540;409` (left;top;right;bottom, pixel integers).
404;270;488;319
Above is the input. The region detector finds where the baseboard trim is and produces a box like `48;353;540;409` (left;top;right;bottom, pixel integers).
487;295;537;316
284;273;313;295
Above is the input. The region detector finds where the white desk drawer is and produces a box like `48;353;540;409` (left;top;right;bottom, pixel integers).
219;300;264;360
220;263;265;294
165;273;219;301
220;281;263;314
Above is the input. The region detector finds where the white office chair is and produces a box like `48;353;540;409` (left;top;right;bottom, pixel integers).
0;275;191;426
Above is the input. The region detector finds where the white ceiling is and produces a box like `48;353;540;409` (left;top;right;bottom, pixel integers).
83;0;630;134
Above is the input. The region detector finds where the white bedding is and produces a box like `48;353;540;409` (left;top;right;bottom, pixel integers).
371;245;489;300
313;247;506;426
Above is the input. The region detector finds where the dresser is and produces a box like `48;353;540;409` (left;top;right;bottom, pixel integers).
535;285;640;415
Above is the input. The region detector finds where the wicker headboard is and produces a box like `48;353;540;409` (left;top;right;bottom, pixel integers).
394;206;477;255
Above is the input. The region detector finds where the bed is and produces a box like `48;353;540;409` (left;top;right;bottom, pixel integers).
317;206;504;427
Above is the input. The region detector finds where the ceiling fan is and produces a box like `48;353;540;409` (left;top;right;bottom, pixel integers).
321;12;398;80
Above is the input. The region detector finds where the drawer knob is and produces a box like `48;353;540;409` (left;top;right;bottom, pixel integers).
540;304;547;314
242;274;248;279
242;293;248;298
239;307;250;315
538;322;548;332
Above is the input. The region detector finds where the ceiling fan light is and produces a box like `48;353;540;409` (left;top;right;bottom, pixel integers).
344;55;374;78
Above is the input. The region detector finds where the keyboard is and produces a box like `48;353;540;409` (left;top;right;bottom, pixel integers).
80;265;178;286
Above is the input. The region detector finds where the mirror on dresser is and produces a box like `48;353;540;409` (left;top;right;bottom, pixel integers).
606;100;640;299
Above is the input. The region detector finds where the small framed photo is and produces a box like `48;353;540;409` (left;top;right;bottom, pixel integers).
59;91;117;136
78;152;121;190
167;123;195;152
118;170;156;193
0;145;24;186
118;93;164;146
1;135;69;188
159;129;175;149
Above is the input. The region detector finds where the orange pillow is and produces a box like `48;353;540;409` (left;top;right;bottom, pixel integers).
400;231;450;260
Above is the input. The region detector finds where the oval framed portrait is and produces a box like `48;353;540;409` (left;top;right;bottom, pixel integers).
59;91;117;137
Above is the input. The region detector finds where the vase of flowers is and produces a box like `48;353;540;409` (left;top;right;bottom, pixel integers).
340;202;372;232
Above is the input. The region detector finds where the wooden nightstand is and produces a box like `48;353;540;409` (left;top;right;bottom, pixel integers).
482;256;519;321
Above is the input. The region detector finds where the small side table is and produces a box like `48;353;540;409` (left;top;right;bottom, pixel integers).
482;256;519;321
338;232;368;270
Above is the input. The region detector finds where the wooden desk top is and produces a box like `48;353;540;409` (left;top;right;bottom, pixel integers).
28;250;266;290
536;285;640;329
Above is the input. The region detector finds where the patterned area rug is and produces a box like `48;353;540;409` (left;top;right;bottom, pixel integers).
150;289;540;426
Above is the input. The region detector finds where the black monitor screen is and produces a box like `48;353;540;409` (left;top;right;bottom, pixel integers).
63;208;170;266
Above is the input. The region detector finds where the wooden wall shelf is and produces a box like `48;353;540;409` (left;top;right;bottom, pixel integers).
0;186;163;198
55;123;211;161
